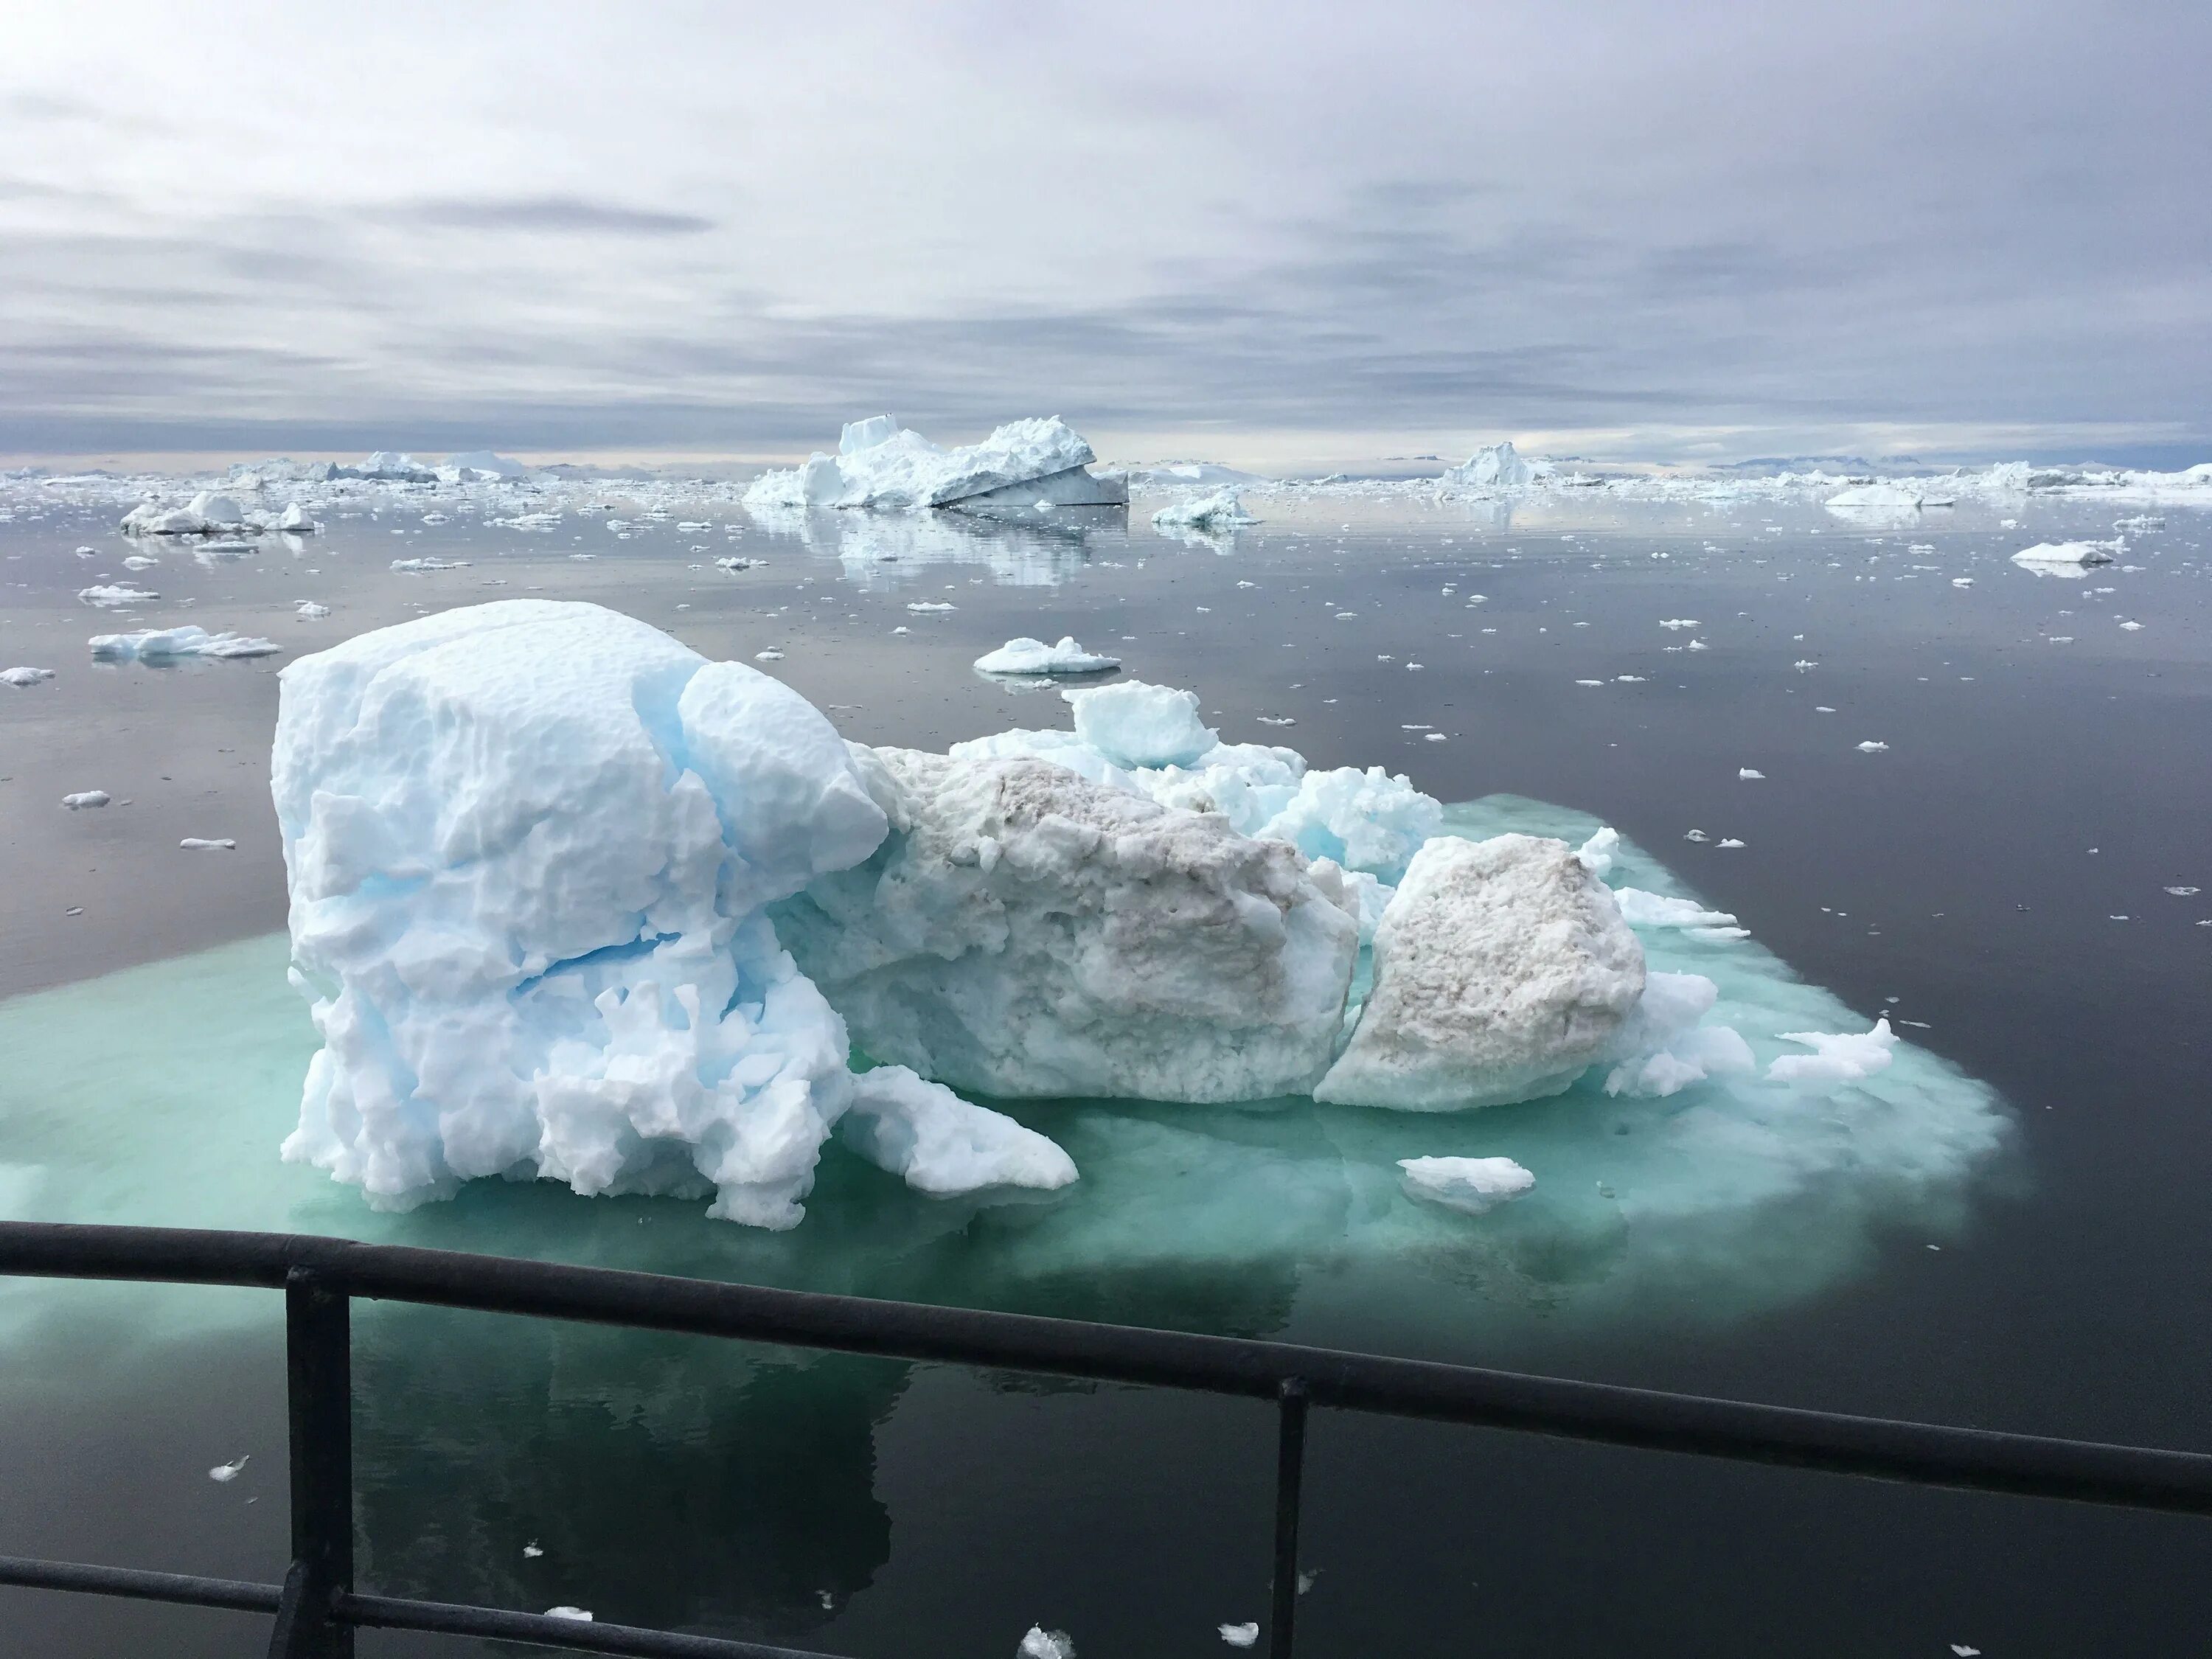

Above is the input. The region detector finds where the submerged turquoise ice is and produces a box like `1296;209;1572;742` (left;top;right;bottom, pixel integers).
0;796;2010;1351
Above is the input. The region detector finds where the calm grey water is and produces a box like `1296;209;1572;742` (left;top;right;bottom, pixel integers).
1;487;2208;1656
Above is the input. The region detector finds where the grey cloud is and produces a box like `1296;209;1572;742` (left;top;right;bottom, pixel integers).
378;195;717;236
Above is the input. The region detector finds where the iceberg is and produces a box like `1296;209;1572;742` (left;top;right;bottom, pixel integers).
440;450;530;482
272;600;1071;1228
973;636;1121;677
1397;1155;1535;1216
78;584;160;607
120;490;248;536
1441;442;1539;490
91;625;281;661
3;666;56;687
1150;487;1256;531
771;748;1360;1103
742;417;1127;513
1315;834;1646;1110
2011;540;2118;570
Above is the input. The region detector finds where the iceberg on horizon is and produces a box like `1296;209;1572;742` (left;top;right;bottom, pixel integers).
1441;441;1542;490
743;416;1129;514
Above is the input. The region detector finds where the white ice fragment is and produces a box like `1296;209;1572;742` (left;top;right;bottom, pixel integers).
544;1607;592;1622
756;650;785;661
1217;1623;1260;1649
1739;768;1764;780
1441;442;1540;490
62;790;111;810
1603;972;1756;1097
91;626;280;661
180;838;237;850
1683;830;1710;843
1062;679;1217;768
2011;540;2117;569
1575;827;1620;877
121;490;247;536
79;584;159;607
1658;619;1699;630
1857;741;1888;753
1717;838;1746;849
746;417;1123;512
975;636;1121;676
906;601;956;613
3;666;55;687
1767;1019;1898;1089
1317;834;1646;1110
209;1455;249;1482
2119;620;2143;631
1398;1155;1535;1216
1151;488;1256;530
390;557;470;572
523;1543;545;1558
1952;577;1974;588
839;1065;1077;1195
1613;888;1736;929
296;601;331;619
1018;1628;1076;1659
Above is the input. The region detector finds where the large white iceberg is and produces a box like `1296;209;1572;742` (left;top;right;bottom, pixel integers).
121;490;249;536
973;636;1121;677
1441;442;1540;490
772;748;1360;1102
743;417;1128;512
1317;834;1646;1109
2011;540;2118;569
272;600;1072;1228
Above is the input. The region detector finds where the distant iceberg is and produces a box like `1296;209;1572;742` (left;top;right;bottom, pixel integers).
1151;487;1256;530
2011;539;2118;569
1441;441;1542;490
743;416;1128;513
973;636;1121;676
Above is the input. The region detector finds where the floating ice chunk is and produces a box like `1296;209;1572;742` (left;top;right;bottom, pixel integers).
1316;834;1646;1110
79;584;159;607
391;557;470;572
63;790;111;810
1575;826;1620;878
1441;442;1539;490
543;1607;592;1622
1018;1627;1076;1659
906;600;956;613
1151;488;1257;530
442;450;529;481
1613;888;1737;930
91;626;281;661
180;837;237;850
715;556;765;571
1717;838;1746;849
208;1455;249;1483
745;417;1125;512
495;512;563;531
277;503;316;532
523;1542;544;1558
975;636;1121;676
1398;1155;1535;1215
1658;619;1699;630
2011;540;2117;569
1683;830;1710;842
1823;483;1929;509
3;666;55;687
121;490;247;536
296;601;330;619
840;1065;1077;1195
274;600;893;1228
1252;765;1440;885
122;554;160;570
775;748;1358;1103
1217;1623;1260;1649
1767;1019;1897;1089
1856;740;1888;753
1062;679;1217;769
1739;768;1764;780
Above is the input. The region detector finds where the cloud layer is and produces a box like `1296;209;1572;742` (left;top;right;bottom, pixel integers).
2;1;2206;465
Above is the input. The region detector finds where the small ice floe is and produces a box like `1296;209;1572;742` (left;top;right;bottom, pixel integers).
1613;889;1736;930
296;601;331;619
1952;1646;1980;1657
1615;675;1646;684
756;650;785;661
1398;1155;1535;1217
891;625;910;635
543;1607;592;1622
1217;1623;1260;1649
78;584;159;607
522;1542;544;1558
1952;577;1974;587
1424;732;1447;742
91;626;281;661
2011;540;2117;571
715;556;765;571
495;512;563;531
1857;740;1888;753
2166;886;2200;897
208;1455;249;1483
974;636;1121;676
2119;620;2143;631
1794;659;1818;671
123;554;160;570
1739;768;1764;780
63;790;111;810
1018;1627;1076;1659
1576;827;1620;877
1683;830;1711;842
120;490;246;537
1686;639;1710;651
1659;619;1699;630
278;503;316;532
3;666;55;687
1256;715;1297;727
906;601;956;613
1152;488;1256;530
1575;678;1605;687
1767;1019;1896;1088
180;838;237;851
391;557;470;572
193;540;258;563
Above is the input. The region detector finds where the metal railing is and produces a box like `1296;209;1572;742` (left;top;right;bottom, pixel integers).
3;1220;2209;1658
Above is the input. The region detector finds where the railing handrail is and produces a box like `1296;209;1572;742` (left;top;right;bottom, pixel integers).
3;1219;2208;1658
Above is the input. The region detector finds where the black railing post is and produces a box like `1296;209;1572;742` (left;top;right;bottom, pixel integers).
268;1267;354;1658
1270;1378;1310;1659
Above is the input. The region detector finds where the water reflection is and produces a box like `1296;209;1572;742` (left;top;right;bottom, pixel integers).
744;503;1121;589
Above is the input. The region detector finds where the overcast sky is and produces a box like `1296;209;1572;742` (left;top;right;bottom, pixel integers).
3;1;2206;467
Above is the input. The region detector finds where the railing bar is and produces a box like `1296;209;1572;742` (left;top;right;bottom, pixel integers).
5;1223;2212;1516
1269;1379;1310;1659
336;1589;849;1658
0;1554;284;1613
276;1267;355;1658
